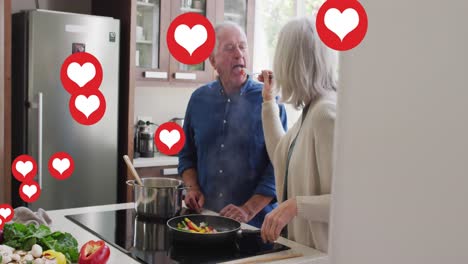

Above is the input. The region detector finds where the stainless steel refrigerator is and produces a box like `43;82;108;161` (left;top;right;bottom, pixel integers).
12;10;120;210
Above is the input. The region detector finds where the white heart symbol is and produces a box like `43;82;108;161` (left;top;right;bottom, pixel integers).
16;161;33;177
75;95;100;118
159;129;180;149
174;24;207;56
67;62;96;88
22;185;37;198
324;8;359;41
0;208;11;220
52;158;70;175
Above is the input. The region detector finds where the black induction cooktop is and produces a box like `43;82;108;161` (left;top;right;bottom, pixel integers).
65;208;289;264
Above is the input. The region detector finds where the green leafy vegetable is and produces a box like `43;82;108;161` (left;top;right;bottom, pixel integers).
2;222;79;263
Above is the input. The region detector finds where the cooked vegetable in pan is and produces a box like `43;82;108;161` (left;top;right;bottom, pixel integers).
176;218;218;234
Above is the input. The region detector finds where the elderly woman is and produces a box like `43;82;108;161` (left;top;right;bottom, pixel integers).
259;17;338;252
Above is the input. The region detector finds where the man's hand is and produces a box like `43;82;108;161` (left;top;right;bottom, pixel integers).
261;198;298;243
259;70;274;102
182;168;204;212
184;187;205;212
220;204;250;223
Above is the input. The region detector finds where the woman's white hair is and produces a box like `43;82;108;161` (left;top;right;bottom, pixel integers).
273;17;339;109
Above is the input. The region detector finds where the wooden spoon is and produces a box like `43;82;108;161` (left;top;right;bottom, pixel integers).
123;155;143;186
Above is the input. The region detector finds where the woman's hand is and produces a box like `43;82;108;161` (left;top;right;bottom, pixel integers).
261;198;298;243
259;70;274;102
184;187;205;213
220;204;250;223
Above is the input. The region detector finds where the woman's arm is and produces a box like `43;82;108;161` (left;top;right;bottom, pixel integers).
262;101;286;160
296;194;330;223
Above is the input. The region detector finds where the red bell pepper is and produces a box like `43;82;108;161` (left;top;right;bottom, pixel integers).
184;218;201;232
79;240;110;264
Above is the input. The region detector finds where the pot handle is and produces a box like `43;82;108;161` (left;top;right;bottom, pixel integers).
126;180;135;186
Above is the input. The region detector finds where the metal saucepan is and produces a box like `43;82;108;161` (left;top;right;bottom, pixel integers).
133;216;169;251
130;216;172;264
127;178;185;219
167;214;262;246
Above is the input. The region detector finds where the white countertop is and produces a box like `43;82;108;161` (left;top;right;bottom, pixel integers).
46;203;328;264
133;152;178;168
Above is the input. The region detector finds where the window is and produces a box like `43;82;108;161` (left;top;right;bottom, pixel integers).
253;0;325;126
253;0;325;72
304;0;326;17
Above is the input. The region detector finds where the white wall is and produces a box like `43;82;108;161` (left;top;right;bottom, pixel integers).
134;85;197;125
330;0;468;263
12;0;90;14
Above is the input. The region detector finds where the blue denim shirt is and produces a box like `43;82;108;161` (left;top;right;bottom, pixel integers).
178;76;287;228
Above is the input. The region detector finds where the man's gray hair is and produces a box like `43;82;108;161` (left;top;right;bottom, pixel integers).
212;21;247;55
273;17;339;109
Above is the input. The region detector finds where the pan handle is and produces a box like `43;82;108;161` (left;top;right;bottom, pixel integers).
237;229;262;237
241;229;261;235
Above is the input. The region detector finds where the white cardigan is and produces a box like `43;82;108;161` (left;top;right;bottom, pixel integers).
262;92;336;252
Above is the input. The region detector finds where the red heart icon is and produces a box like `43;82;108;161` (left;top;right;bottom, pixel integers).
154;122;186;156
315;0;368;51
69;89;106;126
167;12;215;65
19;181;41;203
0;204;14;222
60;52;103;94
12;155;37;182
48;152;75;180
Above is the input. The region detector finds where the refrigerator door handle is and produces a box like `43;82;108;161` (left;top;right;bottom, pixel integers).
37;92;43;189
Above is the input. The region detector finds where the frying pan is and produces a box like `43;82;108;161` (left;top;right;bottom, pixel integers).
167;214;262;246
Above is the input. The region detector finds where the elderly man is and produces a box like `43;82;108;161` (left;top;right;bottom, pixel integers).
178;22;287;228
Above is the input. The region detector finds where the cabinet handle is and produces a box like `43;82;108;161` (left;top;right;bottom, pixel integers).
174;72;197;80
161;168;178;176
144;71;168;79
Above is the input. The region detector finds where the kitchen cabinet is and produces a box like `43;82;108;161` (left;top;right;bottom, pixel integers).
165;0;216;85
134;0;171;83
135;0;256;86
136;165;180;179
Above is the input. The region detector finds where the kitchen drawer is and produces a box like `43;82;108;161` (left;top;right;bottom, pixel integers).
136;165;180;179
